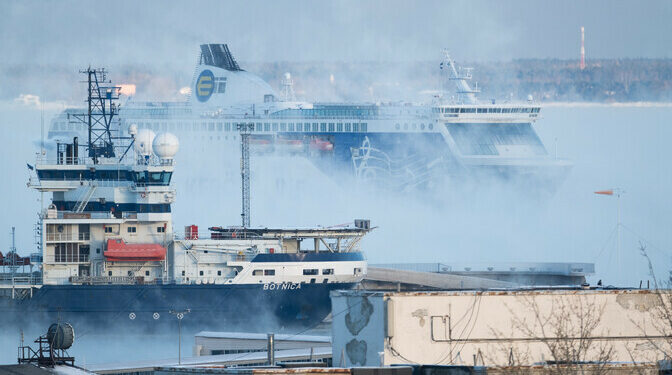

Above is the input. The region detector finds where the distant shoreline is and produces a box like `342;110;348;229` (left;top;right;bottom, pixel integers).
540;101;672;108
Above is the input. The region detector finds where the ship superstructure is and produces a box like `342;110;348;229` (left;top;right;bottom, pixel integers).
1;68;371;329
47;44;570;193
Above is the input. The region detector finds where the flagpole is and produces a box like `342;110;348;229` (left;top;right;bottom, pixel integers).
616;190;620;276
595;188;624;281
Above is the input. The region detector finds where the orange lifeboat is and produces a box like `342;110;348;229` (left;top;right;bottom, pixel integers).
104;239;166;262
309;138;334;152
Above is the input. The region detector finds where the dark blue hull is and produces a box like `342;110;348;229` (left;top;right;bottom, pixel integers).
0;282;356;332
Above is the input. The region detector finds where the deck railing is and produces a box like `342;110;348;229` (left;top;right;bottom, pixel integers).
45;232;90;242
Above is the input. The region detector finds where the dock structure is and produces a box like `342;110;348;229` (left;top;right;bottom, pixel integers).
363;267;516;290
363;262;594;290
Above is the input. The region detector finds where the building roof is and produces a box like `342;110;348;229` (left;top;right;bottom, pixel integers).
195;332;330;343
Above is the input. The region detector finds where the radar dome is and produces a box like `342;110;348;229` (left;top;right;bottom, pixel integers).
153;132;179;159
134;129;155;156
128;123;138;136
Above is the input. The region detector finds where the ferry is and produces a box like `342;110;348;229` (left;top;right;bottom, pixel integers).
0;68;371;330
47;44;571;193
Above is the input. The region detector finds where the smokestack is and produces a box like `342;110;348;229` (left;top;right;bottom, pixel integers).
580;26;586;70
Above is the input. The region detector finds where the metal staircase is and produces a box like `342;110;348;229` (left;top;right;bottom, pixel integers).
73;184;97;213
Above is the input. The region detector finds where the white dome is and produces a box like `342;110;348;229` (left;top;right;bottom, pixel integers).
134;129;155;156
128;123;138;136
153;132;179;159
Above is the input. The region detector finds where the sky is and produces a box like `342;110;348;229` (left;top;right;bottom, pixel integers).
1;0;671;69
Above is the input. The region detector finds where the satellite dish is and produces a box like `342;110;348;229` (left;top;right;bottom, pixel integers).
46;323;75;349
128;123;138;136
134;129;155;156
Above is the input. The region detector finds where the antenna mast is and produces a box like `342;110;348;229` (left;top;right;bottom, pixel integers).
69;68;121;164
237;123;254;228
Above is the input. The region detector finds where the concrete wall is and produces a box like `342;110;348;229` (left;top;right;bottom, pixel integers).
331;289;672;367
331;291;386;367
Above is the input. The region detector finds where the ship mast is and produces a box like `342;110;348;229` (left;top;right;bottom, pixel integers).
68;68;121;164
440;50;480;104
238;123;254;228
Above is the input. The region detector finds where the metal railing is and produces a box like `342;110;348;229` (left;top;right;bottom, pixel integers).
53;254;89;263
45;232;90;242
0;274;42;286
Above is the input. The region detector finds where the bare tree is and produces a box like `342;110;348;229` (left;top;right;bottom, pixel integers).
507;294;614;375
629;243;672;361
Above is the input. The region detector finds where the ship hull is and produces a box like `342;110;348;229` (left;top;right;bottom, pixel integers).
0;282;356;331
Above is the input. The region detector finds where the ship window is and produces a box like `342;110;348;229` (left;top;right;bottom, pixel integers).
256;123;262;132
328;123;335;132
217;270;222;276
201;123;207;131
216;123;223;131
145;270;150;276
322;269;334;275
288;123;295;131
264;123;270;132
303;269;318;275
252;270;263;276
280;123;287;132
272;123;278;131
361;123;367;132
109;271;112;276
310;278;316;284
264;269;275;276
157;226;165;233
182;271;185;276
105;226;113;233
429;123;433;130
320;123;326;132
354;267;362;275
345;123;351;132
420;123;425;130
477;108;486;113
312;123;318;132
305;123;311;131
395;123;400;130
127;226;136;233
353;123;359;132
199;270;204;276
216;77;227;93
337;123;343;132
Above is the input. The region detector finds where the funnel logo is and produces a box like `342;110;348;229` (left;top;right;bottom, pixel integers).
195;69;215;102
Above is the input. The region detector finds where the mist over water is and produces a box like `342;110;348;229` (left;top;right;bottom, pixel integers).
2;1;672;365
3;102;670;285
